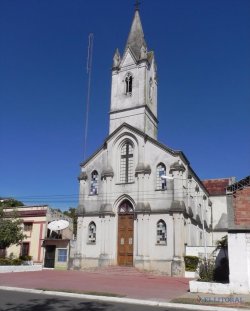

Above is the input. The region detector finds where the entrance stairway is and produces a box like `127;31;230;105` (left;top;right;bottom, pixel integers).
82;265;149;277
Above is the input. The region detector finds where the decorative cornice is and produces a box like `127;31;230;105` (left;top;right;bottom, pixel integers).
169;200;186;213
101;167;114;179
135;163;151;176
109;105;158;124
169;161;186;174
78;171;88;181
135;202;151;213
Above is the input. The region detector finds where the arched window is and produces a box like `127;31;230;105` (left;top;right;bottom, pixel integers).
156;220;167;244
118;200;134;214
156;163;167;190
88;222;96;244
125;73;133;95
90;170;98;195
120;141;134;183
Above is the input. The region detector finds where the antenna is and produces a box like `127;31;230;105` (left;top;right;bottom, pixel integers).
83;33;94;161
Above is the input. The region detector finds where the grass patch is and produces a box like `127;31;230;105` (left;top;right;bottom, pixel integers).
36;288;125;298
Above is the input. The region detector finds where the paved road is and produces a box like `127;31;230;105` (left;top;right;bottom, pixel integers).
0;289;200;311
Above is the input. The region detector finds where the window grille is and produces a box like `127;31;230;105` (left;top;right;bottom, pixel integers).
156;220;167;244
90;170;98;195
88;222;96;244
156;163;167;190
120;142;133;183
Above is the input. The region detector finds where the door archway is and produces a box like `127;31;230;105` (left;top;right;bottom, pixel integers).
117;200;134;266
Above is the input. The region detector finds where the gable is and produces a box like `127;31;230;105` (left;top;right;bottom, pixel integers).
120;48;136;68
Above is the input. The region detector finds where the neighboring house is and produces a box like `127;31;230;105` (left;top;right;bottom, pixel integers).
227;176;250;293
75;8;213;276
202;178;235;244
4;205;73;270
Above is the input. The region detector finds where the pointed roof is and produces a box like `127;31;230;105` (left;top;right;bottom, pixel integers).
125;10;147;59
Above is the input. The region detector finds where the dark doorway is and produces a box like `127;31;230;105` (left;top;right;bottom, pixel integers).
44;245;56;268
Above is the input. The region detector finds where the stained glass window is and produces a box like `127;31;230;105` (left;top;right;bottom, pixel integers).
90;170;98;195
156;220;167;244
156;163;167;190
120;142;133;183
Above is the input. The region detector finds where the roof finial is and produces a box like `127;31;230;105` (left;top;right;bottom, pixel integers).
134;0;141;11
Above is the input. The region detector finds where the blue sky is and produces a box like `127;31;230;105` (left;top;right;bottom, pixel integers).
0;0;249;210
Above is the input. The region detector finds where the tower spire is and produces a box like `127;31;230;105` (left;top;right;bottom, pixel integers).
125;7;147;59
134;0;141;11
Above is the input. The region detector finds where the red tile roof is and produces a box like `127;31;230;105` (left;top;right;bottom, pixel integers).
202;178;233;196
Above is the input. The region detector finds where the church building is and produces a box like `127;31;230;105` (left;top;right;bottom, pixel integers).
75;8;212;276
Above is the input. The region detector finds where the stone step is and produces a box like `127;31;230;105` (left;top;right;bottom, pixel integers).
83;265;147;276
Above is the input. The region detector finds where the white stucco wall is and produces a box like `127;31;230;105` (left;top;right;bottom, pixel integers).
228;232;250;293
209;195;228;245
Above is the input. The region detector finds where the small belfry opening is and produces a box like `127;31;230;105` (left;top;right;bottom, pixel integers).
117;200;134;266
125;73;133;95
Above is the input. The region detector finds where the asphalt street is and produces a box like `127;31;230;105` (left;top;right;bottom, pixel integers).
0;289;201;311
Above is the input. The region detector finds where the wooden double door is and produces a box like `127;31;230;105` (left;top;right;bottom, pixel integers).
117;213;134;266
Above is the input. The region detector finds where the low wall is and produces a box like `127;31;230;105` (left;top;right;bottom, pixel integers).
190;280;250;295
0;265;43;273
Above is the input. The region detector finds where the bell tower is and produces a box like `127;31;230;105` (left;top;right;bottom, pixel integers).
109;8;158;139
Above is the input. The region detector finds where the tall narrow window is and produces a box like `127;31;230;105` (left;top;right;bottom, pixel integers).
125;73;133;95
156;163;167;190
120;142;134;183
21;242;30;256
90;170;98;195
88;222;96;244
156;220;167;244
149;77;153;102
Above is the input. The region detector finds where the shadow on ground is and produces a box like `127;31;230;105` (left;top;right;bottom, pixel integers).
1;297;114;311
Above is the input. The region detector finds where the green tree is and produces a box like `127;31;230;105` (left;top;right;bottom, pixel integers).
0;197;24;208
0;208;26;257
63;207;77;236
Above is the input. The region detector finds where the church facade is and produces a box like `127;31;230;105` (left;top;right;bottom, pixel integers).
75;9;212;276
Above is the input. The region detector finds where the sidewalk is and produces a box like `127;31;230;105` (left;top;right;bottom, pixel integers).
0;266;250;310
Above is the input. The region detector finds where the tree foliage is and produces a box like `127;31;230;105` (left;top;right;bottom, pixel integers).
63;208;77;236
0;197;24;208
0;208;26;252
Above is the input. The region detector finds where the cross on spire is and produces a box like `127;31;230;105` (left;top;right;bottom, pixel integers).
134;0;141;11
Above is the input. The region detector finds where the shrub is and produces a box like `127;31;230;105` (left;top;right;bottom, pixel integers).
19;255;32;261
184;256;199;271
12;258;22;265
0;257;25;266
198;258;215;282
0;258;12;265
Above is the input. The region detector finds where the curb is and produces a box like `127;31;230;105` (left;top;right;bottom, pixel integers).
0;286;248;311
